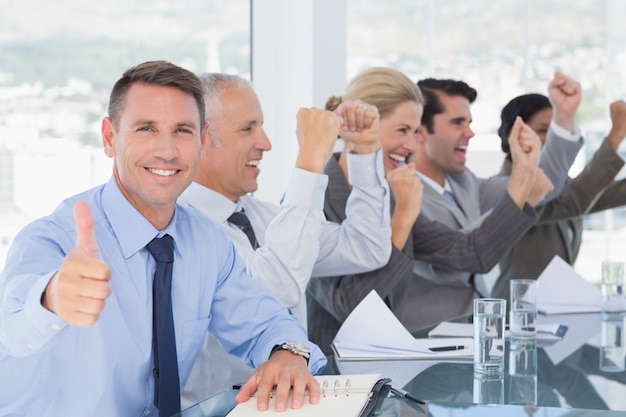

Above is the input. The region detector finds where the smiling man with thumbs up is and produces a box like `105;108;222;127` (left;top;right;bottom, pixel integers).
0;60;326;417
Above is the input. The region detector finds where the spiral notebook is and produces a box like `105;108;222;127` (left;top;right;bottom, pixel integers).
226;374;389;417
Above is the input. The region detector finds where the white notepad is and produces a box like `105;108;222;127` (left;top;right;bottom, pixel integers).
226;374;385;417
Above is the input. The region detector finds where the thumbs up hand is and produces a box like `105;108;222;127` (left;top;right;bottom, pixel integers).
42;201;112;326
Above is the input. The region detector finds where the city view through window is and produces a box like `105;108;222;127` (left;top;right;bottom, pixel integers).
0;0;250;267
2;0;626;284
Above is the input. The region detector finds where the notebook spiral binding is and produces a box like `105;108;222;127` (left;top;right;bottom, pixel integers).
322;378;354;397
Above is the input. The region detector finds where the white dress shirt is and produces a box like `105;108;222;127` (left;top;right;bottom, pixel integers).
179;150;391;322
177;150;390;407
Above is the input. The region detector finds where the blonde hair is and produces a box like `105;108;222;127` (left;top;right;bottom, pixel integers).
326;67;424;118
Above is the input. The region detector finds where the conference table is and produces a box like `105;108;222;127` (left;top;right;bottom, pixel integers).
179;311;626;416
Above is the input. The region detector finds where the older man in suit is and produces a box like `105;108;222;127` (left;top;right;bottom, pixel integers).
178;73;390;406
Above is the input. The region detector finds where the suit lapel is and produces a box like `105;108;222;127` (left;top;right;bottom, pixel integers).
324;154;351;222
448;174;482;223
421;183;471;228
556;221;575;262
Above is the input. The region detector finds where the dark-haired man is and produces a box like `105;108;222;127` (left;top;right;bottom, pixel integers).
0;61;326;417
403;73;583;327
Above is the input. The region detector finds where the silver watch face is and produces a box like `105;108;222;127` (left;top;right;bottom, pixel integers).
283;341;310;358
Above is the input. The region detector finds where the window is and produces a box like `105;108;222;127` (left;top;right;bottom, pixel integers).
347;0;626;281
0;0;251;269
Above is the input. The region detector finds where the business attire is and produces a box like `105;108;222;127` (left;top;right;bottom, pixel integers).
0;177;326;417
491;137;626;300
178;151;390;406
306;153;537;354
409;124;582;322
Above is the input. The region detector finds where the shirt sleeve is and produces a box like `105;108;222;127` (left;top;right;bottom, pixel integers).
312;150;392;277
412;194;537;273
536;137;625;222
535;125;584;204
246;167;328;308
208;240;327;374
550;120;582;142
0;222;69;357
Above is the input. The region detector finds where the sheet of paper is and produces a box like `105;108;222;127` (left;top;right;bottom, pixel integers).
428;321;567;341
336;358;467;388
539;312;602;364
332;290;473;360
536;255;602;314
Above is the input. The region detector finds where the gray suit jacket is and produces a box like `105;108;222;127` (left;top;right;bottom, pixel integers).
491;137;626;300
414;128;583;291
306;153;537;355
385;127;581;339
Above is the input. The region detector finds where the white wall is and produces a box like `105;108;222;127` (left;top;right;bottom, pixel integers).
251;0;347;203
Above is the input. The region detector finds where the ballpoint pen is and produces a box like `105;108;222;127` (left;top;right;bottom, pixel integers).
428;345;469;352
389;386;426;405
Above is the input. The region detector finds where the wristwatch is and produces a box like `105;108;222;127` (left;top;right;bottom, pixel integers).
271;341;310;363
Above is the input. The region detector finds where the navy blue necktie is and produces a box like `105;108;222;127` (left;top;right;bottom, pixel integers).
147;235;180;417
228;209;260;249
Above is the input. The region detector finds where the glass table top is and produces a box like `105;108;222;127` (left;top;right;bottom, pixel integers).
180;311;626;416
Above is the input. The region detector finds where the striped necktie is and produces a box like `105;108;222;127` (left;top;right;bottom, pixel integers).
228;209;260;249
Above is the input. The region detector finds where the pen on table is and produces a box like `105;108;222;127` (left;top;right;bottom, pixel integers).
428;345;468;352
232;383;310;397
390;386;426;405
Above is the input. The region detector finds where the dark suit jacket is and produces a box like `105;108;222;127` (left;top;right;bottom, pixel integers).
306;153;537;354
492;138;626;300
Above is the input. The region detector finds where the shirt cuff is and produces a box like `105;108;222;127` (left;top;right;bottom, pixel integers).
550;120;581;142
24;272;68;348
347;149;384;187
282;167;328;211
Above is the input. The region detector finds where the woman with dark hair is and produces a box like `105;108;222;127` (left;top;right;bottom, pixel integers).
491;94;626;301
499;93;553;158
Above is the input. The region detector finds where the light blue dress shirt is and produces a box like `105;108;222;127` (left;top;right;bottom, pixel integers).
0;177;326;417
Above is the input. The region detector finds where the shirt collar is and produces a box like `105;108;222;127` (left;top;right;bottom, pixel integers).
179;181;238;223
415;172;453;196
102;177;180;259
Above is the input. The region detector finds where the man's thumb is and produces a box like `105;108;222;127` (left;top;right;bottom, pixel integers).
71;201;99;259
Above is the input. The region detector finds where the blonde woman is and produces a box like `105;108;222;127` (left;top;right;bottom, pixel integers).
306;67;549;354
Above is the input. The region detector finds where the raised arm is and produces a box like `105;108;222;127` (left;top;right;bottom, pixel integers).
313;101;392;277
0;201;112;357
248;107;340;307
535;72;584;202
386;162;423;250
506;117;553;207
42;201;112;325
536;100;626;221
549;71;582;134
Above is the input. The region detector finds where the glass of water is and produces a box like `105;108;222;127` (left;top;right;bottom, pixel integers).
509;279;537;339
602;261;625;316
473;298;506;374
